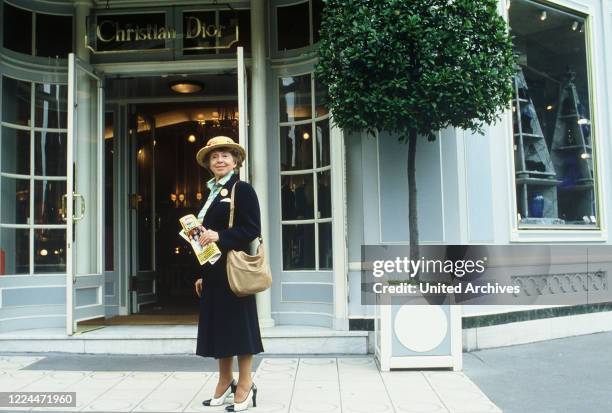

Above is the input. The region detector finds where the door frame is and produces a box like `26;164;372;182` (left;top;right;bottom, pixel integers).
95;59;250;315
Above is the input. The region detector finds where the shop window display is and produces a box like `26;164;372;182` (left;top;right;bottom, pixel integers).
509;0;597;228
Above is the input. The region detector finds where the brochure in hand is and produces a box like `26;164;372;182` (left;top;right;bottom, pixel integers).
178;214;222;266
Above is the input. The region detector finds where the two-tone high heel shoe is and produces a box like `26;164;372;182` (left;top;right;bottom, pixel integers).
225;383;257;412
202;379;237;406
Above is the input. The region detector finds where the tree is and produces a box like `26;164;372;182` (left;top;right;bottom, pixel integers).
316;0;515;258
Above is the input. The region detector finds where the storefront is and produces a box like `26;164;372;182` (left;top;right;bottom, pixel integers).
1;0;611;343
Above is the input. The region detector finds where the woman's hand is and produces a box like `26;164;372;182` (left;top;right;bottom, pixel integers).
198;229;219;246
194;278;203;297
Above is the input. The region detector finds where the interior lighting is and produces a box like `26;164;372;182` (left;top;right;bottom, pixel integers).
546;105;553;111
540;10;547;21
169;80;204;94
40;249;48;256
188;134;197;143
303;132;310;140
577;118;589;125
571;21;579;31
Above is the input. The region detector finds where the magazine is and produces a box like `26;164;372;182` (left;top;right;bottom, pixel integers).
178;214;222;266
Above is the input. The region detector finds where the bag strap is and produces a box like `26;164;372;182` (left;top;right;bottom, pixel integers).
227;181;264;244
228;182;238;229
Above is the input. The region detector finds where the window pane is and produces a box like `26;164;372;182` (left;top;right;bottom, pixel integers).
2;77;31;126
34;180;66;225
314;77;328;117
0;228;29;274
277;2;310;51
35;83;68;129
1;177;30;224
183;11;217;55
34;229;66;273
509;1;596;227
279;74;312;122
105;113;114;271
1;127;30;175
312;0;323;44
3;3;32;55
315;118;330;167
318;222;332;270
35;132;67;176
281;124;313;171
317;170;331;219
218;9;251;54
36;13;72;58
282;224;315;270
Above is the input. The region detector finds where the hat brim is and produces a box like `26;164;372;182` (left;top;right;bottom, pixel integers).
196;143;246;168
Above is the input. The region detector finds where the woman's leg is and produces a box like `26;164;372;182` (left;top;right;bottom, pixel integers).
215;356;234;397
235;354;254;402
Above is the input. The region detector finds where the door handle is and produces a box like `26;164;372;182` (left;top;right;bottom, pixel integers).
73;193;86;221
61;194;68;221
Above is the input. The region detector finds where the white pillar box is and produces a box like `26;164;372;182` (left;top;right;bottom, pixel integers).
375;300;462;371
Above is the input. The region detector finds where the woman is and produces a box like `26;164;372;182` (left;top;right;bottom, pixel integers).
193;136;263;412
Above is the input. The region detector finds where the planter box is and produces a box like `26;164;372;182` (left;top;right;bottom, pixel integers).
374;299;462;371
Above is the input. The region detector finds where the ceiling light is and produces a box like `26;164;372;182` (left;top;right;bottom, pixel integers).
303;132;310;140
546;105;553;111
577;118;589;125
188;134;197;143
169;80;204;94
540;10;547;21
571;21;579;31
40;249;48;256
581;152;591;159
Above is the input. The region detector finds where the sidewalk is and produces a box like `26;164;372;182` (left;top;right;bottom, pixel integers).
0;354;500;413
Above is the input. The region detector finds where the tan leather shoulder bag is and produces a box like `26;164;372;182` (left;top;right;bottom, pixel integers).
226;182;273;297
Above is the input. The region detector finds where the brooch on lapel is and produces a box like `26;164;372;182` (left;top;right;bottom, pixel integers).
220;188;229;197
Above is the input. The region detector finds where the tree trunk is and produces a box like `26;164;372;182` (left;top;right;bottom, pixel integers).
407;129;419;263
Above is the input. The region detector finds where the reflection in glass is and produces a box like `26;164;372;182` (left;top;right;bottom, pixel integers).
313;0;323;44
105;113;114;271
509;0;596;227
36;13;72;58
315;119;330;167
281;124;313;171
34;180;66;225
277;2;310;51
1;127;30;175
0;228;29;274
314;77;329;118
35;84;68;129
2;77;31;126
282;173;314;220
183;11;217;55
279;75;312;122
318;222;332;270
317;171;331;219
1;177;30;224
34;229;66;273
137;118;154;272
282;224;315;270
3;3;32;55
219;9;251;54
35;132;67;176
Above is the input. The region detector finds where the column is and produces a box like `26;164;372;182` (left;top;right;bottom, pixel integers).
251;1;275;328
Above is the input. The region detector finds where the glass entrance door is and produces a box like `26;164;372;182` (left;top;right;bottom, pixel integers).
66;54;105;335
129;112;158;313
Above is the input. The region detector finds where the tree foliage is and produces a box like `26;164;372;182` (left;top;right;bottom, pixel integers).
315;0;516;141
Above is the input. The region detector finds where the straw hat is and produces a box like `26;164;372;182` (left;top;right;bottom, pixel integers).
196;136;246;167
